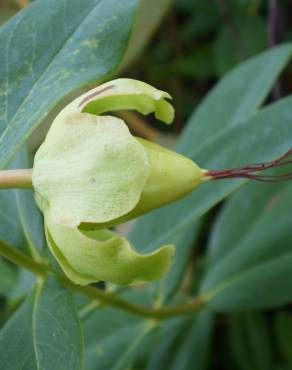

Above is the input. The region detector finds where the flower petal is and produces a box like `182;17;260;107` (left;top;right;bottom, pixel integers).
65;78;174;124
33;114;150;227
45;216;174;286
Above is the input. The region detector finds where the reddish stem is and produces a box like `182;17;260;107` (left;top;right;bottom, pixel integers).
207;148;292;182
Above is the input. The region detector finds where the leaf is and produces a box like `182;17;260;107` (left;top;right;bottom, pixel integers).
0;0;139;169
229;314;273;370
0;277;83;370
84;290;154;370
16;189;45;255
145;311;213;370
0;258;17;295
214;16;267;76
275;312;292;364
14;148;45;256
145;317;187;370
8;269;36;300
120;0;172;69
0;188;25;248
168;311;213;370
0;153;27;253
129;44;292;298
200;183;292;311
207;177;291;266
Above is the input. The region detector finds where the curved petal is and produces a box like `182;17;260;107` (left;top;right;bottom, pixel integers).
33;114;150;227
45;216;175;286
63;78;174;124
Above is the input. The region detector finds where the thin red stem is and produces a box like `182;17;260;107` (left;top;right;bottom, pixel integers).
207;148;292;182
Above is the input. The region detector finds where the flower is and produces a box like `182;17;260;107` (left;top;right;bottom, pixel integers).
32;79;206;285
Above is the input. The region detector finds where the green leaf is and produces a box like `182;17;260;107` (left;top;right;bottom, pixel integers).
0;188;25;248
200;183;292;311
145;311;213;370
120;0;172;69
0;258;17;295
14;148;45;256
16;189;45;255
0;277;83;370
8;269;36;300
168;311;213;370
0;0;139;169
214;16;267;76
207;178;291;266
84;291;153;370
275;312;292;364
229;314;273;370
129;44;292;297
145;318;187;370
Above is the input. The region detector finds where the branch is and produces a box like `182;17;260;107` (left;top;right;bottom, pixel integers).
0;240;205;320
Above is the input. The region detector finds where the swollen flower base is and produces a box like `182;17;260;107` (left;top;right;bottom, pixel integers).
32;79;206;286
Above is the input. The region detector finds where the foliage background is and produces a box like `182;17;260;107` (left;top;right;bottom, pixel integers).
0;0;292;369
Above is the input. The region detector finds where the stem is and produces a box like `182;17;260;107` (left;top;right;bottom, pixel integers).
207;148;292;182
0;240;205;320
0;169;33;188
0;241;48;276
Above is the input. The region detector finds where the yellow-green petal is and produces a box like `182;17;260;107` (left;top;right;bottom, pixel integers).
32;114;150;227
64;78;174;124
45;216;174;286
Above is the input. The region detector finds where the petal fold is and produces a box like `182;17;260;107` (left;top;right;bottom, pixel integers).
45;216;174;286
69;78;174;124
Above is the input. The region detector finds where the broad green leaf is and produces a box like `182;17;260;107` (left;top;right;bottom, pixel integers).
14;148;45;256
16;189;45;255
84;290;153;370
275;312;292;364
168;311;213;370
0;292;37;370
214;16;266;76
176;44;291;157
120;0;172;69
200;183;292;311
145;311;213;370
8;269;36;300
0;258;17;295
0;189;24;248
145;318;187;370
129;45;292;298
229;314;272;370
0;277;83;370
208;177;291;266
0;0;139;169
0;153;27;255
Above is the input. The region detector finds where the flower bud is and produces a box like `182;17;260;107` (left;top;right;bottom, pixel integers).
32;78;206;285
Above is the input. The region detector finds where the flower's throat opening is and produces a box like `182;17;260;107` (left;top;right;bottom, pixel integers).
207;147;292;182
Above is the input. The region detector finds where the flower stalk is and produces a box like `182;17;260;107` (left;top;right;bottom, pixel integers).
0;168;32;188
207;147;292;182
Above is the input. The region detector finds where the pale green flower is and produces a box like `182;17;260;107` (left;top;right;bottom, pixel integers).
32;79;205;286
